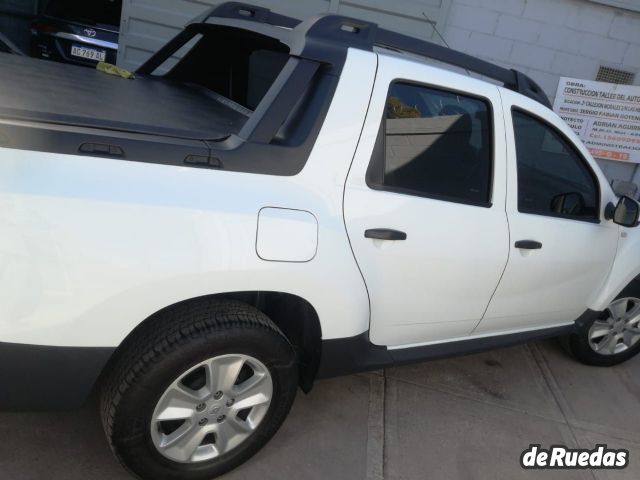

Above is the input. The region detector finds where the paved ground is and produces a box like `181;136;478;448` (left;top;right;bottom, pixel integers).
0;339;638;480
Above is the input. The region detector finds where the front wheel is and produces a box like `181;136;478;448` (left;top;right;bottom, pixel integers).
100;300;298;480
566;283;640;367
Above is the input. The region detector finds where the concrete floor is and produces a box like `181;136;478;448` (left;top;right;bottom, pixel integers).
0;339;638;480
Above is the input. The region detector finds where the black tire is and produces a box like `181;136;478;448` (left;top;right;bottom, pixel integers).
100;299;298;480
565;278;640;367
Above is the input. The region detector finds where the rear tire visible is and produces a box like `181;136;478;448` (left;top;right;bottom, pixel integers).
565;279;640;367
100;299;298;480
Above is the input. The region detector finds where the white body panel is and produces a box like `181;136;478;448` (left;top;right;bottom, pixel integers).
476;89;620;334
343;55;509;347
1;46;640;352
0;49;376;347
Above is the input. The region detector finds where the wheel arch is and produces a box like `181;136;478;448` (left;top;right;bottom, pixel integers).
591;266;640;312
100;291;323;393
588;220;640;312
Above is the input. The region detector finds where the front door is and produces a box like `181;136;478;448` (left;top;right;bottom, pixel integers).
476;90;619;334
343;55;510;347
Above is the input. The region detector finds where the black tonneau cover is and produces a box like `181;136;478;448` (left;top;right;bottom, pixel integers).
0;54;249;140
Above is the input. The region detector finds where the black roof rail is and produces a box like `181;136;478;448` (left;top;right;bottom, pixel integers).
374;28;551;107
167;2;552;108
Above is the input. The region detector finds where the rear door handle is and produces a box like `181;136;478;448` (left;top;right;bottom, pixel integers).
514;240;542;250
365;229;407;241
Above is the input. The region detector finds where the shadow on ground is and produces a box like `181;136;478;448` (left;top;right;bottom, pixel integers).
0;339;638;480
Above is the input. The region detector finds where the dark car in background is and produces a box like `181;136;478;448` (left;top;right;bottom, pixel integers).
30;0;121;67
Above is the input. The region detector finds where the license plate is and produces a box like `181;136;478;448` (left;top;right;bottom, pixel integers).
71;44;106;62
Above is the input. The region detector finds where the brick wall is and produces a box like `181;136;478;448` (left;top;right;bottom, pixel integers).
442;0;640;181
443;0;639;101
114;0;640;182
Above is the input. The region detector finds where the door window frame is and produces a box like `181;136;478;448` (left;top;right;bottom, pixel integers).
365;79;496;209
511;106;602;224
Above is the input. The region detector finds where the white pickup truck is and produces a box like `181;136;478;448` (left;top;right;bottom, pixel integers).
1;3;639;479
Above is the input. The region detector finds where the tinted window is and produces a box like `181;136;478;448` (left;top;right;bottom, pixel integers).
513;110;598;221
368;82;492;205
46;0;122;27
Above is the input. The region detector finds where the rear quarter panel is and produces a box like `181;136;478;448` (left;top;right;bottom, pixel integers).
0;48;377;348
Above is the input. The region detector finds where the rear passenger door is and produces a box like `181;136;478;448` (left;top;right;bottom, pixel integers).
343;54;510;347
476;89;619;335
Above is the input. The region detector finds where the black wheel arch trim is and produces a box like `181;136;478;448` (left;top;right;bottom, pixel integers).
0;310;598;410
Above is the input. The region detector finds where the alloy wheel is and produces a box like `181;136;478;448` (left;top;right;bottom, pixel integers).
588;297;640;356
150;354;273;463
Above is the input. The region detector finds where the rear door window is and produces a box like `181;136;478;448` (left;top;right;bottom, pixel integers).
367;81;493;206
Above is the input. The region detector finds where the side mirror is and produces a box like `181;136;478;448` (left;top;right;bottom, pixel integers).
550;192;585;216
611;196;640;227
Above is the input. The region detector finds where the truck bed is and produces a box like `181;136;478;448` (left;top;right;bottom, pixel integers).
0;53;250;140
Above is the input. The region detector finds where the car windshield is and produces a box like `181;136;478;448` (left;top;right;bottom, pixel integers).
45;0;122;28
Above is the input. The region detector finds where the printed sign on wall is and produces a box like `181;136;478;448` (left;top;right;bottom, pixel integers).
553;77;640;163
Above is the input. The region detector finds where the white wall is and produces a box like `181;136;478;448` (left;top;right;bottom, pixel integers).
117;0;451;72
117;0;640;182
441;0;640;182
118;0;640;101
443;0;640;102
